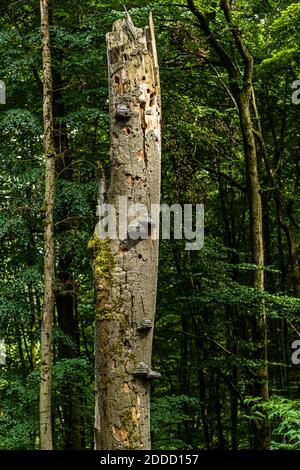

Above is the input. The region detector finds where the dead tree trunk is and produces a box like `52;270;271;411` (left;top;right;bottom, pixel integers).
40;0;55;450
90;12;161;450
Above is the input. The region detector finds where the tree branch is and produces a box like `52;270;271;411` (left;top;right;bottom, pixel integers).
186;0;238;83
220;0;253;86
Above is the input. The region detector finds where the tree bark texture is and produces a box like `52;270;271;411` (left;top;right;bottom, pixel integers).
238;91;270;449
40;0;55;451
91;12;161;450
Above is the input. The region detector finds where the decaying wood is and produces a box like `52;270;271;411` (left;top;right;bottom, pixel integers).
92;12;161;450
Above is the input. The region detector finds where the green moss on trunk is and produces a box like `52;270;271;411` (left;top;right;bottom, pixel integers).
88;233;115;320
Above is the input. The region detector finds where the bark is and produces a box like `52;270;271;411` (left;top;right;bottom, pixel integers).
40;0;55;450
91;12;161;450
235;52;270;456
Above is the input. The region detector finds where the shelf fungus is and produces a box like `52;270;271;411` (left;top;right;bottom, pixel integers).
146;370;161;380
137;319;153;332
115;103;131;119
133;362;161;380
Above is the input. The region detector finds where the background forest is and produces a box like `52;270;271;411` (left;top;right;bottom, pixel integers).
1;0;300;450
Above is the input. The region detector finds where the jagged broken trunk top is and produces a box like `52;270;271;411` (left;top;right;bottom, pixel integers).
92;13;161;450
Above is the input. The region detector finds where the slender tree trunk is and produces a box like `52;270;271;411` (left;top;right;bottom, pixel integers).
215;373;225;450
230;360;238;450
187;0;270;449
198;367;211;450
40;0;55;450
91;12;161;450
238;80;270;452
30;297;36;369
285;230;300;298
180;313;191;445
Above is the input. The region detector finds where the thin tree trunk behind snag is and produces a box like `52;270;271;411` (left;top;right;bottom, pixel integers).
40;0;55;451
187;0;270;449
91;12;161;450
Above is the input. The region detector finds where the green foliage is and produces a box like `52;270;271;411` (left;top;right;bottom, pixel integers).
0;371;39;449
267;397;300;450
151;395;199;449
